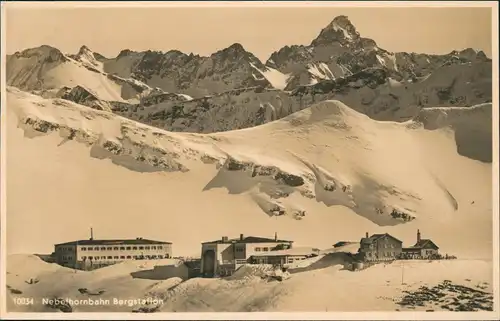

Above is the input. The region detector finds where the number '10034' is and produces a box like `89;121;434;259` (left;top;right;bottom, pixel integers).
13;297;34;305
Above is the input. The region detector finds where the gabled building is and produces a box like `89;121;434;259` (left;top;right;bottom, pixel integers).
358;232;403;262
402;230;440;259
200;233;293;277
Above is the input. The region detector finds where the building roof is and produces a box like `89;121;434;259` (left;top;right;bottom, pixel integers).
55;238;172;246
323;242;360;255
183;260;201;269
360;233;403;245
402;247;421;252
202;236;293;245
406;239;439;250
333;241;351;248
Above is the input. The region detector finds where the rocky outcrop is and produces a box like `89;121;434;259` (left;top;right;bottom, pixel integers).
61;85;112;112
223;156;306;188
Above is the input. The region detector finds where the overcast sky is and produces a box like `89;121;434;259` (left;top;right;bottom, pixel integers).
4;3;494;61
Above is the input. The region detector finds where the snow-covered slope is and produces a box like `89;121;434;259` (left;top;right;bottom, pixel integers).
250;63;291;90
5;87;492;260
6;45;154;102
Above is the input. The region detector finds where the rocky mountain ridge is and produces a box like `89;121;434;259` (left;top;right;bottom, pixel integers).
97;42;272;98
6;15;492;134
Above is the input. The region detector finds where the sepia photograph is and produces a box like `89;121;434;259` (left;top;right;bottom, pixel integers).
0;1;498;319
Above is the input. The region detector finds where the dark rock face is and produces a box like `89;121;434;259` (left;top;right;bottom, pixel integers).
291;68;390;96
396;280;493;311
267;45;313;72
99;43;272;97
24;117;60;133
61;86;111;111
223;157;305;188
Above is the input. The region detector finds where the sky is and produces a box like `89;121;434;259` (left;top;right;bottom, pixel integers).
4;4;494;63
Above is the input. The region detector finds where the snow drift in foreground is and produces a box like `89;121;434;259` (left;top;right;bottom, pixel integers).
5;86;492;259
6;254;493;313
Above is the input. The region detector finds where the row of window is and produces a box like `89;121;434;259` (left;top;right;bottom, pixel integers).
234;247;273;253
57;245;166;252
254;257;306;264
61;256;73;261
367;252;397;257
369;243;396;249
81;245;164;251
81;255;167;260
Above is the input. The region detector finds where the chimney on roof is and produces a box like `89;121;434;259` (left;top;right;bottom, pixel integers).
274;232;277;241
240;234;244;241
365;232;369;238
90;227;94;241
417;229;421;243
222;236;228;242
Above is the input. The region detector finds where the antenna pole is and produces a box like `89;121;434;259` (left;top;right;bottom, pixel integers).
401;261;404;285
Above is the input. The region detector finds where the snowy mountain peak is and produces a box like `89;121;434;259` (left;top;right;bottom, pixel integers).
456;48;490;61
164;49;189;59
13;45;67;62
227;42;246;51
69;45;101;69
332;15;352;24
212;42;265;69
331;15;358;34
116;49;138;59
215;42;252;58
265;45;313;70
77;45;92;54
312;15;361;46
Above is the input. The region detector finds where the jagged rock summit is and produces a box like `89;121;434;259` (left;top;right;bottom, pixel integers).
312;15;362;46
